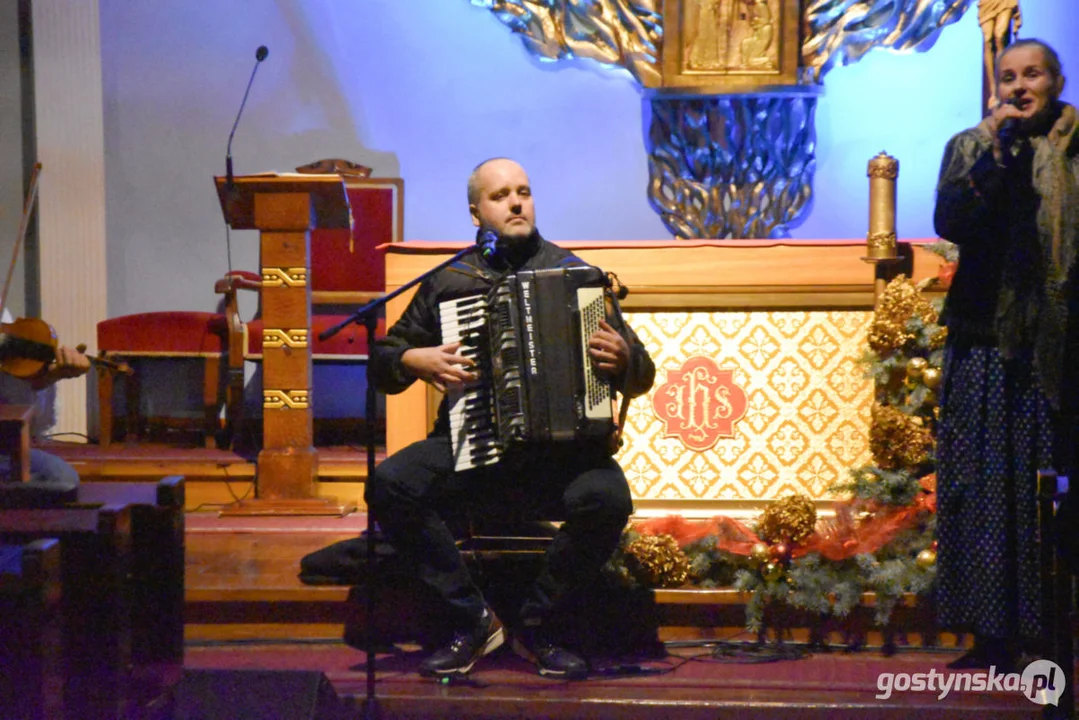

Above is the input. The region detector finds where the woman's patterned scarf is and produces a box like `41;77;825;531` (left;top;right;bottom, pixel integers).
979;103;1079;409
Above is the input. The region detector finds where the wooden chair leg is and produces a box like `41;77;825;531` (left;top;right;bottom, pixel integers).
97;364;114;449
123;367;141;444
224;363;245;451
202;355;222;449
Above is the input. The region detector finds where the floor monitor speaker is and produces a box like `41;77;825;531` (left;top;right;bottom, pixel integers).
171;669;345;720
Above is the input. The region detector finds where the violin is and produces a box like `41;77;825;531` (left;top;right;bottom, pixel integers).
0;164;131;380
0;317;132;379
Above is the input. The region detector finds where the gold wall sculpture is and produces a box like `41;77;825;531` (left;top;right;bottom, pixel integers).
471;0;974;238
662;0;801;92
802;0;971;82
616;309;873;513
472;1;974;89
468;0;663;87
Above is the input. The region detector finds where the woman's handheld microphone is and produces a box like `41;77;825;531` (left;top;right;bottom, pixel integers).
998;96;1022;149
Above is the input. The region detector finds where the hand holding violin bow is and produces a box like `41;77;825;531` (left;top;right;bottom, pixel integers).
0;163;133;389
29;342;92;389
0;316;131;389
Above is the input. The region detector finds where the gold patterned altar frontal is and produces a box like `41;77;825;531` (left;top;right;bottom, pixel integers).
661;0;800;92
616;310;873;508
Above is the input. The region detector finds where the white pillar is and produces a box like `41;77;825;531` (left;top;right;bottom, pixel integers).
31;0;107;439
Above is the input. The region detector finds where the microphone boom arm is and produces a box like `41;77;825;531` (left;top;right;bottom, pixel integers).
319;244;479;342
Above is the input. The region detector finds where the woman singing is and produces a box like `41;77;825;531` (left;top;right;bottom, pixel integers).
933;38;1077;671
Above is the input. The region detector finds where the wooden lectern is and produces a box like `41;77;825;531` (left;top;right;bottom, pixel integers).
214;174;357;516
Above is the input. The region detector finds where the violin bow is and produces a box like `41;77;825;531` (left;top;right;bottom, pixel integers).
0;162;43;322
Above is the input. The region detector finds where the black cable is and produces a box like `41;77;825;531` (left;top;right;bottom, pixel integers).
709;641;810;664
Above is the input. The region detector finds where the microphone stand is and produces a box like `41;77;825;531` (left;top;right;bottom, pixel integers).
319;244;479;719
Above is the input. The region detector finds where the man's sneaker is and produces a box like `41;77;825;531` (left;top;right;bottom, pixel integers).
418;609;504;677
511;633;589;680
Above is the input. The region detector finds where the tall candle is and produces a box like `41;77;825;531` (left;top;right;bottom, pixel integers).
866;152;898;260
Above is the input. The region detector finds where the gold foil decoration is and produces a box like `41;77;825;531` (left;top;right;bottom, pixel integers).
756;493;818;545
624;533;692;587
866;152;898;261
262;328;309;349
261;267;308;288
869;403;933;470
867;275;938;354
263;389;311;410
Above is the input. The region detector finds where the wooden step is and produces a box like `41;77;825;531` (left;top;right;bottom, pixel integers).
181;511;961;650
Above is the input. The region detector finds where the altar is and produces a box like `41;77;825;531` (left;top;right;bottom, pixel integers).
383;239;947;517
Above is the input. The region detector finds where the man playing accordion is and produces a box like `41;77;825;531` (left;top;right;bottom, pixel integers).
367;157;655;680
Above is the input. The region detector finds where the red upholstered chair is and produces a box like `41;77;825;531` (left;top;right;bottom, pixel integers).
96;310;229;448
217;164;402;449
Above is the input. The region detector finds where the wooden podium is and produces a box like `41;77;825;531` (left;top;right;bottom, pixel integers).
214;174;357;516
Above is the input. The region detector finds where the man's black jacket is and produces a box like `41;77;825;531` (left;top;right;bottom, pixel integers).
370;232;656;437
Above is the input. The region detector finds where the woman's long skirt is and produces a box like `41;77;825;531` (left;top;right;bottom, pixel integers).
936;338;1055;642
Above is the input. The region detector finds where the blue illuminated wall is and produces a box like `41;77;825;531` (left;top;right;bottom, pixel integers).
99;0;1079;317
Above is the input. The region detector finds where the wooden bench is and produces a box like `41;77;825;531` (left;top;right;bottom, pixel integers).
0;405;83;510
0;404;34;484
0;538;64;720
0;503;133;720
76;476;185;666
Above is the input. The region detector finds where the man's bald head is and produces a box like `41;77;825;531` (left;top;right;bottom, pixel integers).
467;158;535;241
467;157;517;205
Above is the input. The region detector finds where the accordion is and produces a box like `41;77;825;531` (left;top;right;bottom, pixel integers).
439;266;614;471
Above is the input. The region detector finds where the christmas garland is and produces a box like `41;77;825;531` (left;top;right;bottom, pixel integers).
607;249;957;632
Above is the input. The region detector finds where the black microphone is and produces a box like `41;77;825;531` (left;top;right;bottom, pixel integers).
226;45;269;187
998;96;1022;149
478;228;500;259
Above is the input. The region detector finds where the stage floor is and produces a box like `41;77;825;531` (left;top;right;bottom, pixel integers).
179;510;1054;719
183;639;1048;719
28;441;1069;718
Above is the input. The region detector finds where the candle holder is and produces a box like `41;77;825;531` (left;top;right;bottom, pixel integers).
863;151;900;264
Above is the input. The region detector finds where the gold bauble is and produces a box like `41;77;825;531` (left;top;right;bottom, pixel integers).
870;403;934;470
762;561;785;582
757;494;818;545
624;534;691;587
868;276;940;353
924;390;938;406
921;367;942;389
916;548;937;568
906;357;928;379
751;542;770;563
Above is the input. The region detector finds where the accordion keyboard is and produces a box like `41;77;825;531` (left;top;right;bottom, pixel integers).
439;293;502;472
